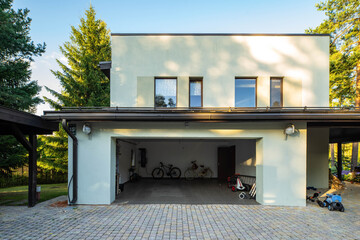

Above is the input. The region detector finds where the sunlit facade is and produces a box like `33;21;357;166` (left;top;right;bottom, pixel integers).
62;34;331;206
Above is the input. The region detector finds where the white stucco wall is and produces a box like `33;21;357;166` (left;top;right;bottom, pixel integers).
110;35;329;108
67;124;114;205
71;121;307;206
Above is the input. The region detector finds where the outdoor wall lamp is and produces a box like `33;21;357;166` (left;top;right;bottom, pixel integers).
284;123;298;140
285;124;295;135
82;123;92;135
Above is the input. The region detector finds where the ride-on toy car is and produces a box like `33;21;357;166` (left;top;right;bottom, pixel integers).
317;194;345;212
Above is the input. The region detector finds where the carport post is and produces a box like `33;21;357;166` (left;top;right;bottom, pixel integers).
337;142;342;181
28;135;37;207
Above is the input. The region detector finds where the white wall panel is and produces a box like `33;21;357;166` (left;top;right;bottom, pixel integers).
111;35;329;108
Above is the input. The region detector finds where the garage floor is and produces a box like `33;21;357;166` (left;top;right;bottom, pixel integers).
114;178;258;204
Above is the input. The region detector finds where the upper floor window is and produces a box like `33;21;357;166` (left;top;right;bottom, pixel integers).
189;78;203;107
235;78;257;107
155;78;177;108
270;77;283;107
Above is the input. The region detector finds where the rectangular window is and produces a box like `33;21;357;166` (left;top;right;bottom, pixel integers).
155;78;177;107
189;78;202;107
270;77;283;107
235;78;257;107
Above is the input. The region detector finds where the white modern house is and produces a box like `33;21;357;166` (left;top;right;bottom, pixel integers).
43;33;358;207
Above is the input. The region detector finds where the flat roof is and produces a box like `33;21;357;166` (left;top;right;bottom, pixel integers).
42;107;360;143
111;33;330;37
0;106;58;135
42;107;360;124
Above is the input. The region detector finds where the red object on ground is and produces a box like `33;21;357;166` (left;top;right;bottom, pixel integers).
49;200;68;207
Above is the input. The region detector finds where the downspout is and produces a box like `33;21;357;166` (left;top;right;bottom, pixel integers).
62;119;78;205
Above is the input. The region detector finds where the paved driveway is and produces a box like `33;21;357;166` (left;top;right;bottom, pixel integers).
1;183;360;239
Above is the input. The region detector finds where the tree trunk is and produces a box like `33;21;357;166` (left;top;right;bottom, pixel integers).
351;143;358;171
330;144;335;168
350;142;359;181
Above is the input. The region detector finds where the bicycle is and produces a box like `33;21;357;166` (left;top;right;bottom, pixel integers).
184;160;213;180
152;162;181;179
129;167;140;182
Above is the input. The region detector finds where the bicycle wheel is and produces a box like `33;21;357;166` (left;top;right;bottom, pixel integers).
170;167;181;179
203;168;213;178
152;168;164;179
184;169;196;180
239;192;247;199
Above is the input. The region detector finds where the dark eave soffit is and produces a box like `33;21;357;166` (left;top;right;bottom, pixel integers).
42;107;360;123
0;106;58;135
98;61;111;80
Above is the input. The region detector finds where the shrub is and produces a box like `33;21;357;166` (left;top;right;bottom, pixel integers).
0;174;67;188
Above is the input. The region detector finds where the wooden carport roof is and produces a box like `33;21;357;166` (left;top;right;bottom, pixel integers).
0;106;58;207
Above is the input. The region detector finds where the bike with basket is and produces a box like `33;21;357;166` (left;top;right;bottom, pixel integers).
184;160;213;180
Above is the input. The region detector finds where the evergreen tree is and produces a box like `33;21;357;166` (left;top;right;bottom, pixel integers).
38;131;68;173
41;6;111;174
307;0;360;177
306;0;360;107
0;0;46;176
45;5;111;108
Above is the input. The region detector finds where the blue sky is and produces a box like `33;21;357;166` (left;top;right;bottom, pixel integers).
12;0;326;115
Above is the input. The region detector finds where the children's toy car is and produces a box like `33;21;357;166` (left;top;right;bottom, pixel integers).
227;174;241;188
227;174;250;192
317;194;345;212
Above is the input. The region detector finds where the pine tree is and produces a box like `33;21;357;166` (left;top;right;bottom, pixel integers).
0;0;46;176
41;6;111;174
306;0;360;107
307;0;360;177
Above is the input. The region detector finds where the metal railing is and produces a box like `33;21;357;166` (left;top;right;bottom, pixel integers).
55;106;360;113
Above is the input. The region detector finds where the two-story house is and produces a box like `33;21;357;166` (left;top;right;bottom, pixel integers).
44;33;345;206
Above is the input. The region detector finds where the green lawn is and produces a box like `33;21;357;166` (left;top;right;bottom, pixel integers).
0;183;67;206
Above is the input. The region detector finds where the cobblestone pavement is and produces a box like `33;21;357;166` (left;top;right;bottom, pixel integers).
1;195;359;240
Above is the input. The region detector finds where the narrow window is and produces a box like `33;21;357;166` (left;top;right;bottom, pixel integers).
155;78;177;108
270;77;283;107
235;78;257;107
189;78;202;107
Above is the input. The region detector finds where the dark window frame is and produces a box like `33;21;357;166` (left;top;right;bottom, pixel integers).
189;77;203;108
154;77;178;108
270;77;284;107
235;77;258;108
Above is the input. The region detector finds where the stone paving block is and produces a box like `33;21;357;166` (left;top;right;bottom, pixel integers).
0;202;360;240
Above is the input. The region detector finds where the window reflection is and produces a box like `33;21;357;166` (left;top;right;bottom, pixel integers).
270;78;282;107
155;78;177;108
235;78;256;107
190;79;202;107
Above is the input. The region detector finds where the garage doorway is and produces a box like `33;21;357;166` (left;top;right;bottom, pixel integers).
218;146;236;180
114;138;257;204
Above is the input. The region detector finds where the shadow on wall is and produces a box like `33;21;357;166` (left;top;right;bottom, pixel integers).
261;130;307;206
236;139;256;176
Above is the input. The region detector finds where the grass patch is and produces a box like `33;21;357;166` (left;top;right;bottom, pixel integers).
0;183;67;206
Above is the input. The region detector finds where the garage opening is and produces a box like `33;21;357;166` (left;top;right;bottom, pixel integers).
114;138;258;204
